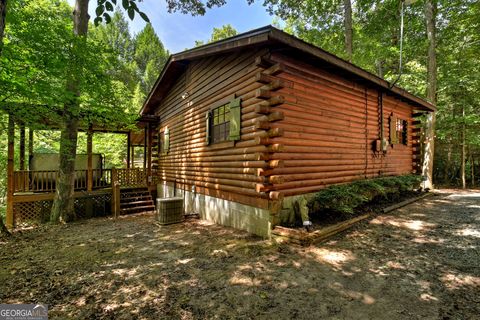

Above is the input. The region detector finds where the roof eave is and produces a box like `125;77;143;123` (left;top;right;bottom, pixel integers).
268;28;436;112
140;27;273;116
140;26;436;116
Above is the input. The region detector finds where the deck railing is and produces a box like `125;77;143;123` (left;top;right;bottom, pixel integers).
13;168;116;193
113;168;147;187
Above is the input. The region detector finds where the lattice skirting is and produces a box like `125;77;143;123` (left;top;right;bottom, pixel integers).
13;193;112;225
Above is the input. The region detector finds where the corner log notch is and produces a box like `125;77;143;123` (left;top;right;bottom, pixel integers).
411;114;424;174
252;56;292;203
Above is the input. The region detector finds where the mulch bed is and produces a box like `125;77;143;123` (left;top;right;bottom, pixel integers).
273;191;432;246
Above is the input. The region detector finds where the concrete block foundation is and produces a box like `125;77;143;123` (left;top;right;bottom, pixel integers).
157;183;272;238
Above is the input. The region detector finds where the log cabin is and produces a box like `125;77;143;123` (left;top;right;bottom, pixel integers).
141;26;436;237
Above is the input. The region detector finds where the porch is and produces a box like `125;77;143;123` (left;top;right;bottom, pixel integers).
5;114;159;228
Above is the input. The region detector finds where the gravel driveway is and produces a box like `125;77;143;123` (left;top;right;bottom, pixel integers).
0;189;479;319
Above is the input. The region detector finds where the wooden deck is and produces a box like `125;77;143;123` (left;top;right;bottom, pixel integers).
10;168;154;225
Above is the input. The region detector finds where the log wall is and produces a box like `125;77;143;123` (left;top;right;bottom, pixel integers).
265;52;418;197
151;47;421;209
153;48;276;209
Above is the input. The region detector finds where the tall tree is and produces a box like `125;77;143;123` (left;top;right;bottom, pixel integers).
1;0;76;228
134;23;168;96
421;0;437;189
50;0;90;222
0;0;6;55
91;10;138;91
264;0;356;62
343;0;352;61
0;0;8;235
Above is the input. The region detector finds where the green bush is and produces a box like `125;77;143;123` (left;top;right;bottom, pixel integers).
308;175;422;216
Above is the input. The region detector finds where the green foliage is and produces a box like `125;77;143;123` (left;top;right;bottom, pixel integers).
195;24;238;47
309;175;422;215
93;0;244;26
94;0;150;26
0;0;73;117
77;132;127;168
0;0;170;215
0;0;139;130
133;23;169;98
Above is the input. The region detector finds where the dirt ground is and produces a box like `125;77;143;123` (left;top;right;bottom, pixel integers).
0;189;479;319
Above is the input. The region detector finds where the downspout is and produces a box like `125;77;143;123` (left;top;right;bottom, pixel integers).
379;90;386;176
379;91;384;148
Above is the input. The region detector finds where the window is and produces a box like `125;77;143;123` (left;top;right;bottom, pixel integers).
211;103;231;144
396;118;408;145
389;114;407;145
206;97;241;145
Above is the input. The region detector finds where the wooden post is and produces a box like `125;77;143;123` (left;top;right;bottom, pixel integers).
143;127;147;170
111;168;120;218
19;123;25;171
147;123;152;185
131;146;135;168
6;115;15;229
87;128;93;192
126;132;131;169
28;128;34;167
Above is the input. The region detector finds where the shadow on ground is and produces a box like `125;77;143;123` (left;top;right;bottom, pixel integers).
0;190;479;319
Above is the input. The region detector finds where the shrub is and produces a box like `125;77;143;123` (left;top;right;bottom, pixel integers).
308;175;422;216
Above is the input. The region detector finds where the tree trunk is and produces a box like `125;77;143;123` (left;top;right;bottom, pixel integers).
469;147;474;187
460;104;466;189
0;0;7;56
422;0;437;190
472;158;476;188
0;217;9;236
343;0;353;62
50;0;90;223
376;59;384;78
443;142;452;183
1;115;14;236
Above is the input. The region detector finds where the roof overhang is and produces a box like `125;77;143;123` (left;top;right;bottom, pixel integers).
141;26;436;115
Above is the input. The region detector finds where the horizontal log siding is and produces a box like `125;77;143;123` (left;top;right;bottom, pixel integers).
267;53;415;197
153;49;271;209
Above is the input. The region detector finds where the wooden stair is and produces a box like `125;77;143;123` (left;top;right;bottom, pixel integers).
120;187;155;215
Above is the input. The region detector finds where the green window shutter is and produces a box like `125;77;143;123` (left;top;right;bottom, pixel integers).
229;98;241;141
389;115;398;144
205;111;211;145
164;127;170;154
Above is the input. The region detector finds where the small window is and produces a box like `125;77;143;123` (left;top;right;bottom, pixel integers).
211;103;230;144
389;114;408;145
395;118;408;145
206;97;241;145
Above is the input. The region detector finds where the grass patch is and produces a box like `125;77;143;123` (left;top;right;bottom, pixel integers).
308;175;422;217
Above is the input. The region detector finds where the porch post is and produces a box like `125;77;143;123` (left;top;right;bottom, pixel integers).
147;123;152;185
126;132;131;169
19;123;25;171
111;168;120;218
6;115;15;229
131;146;135;168
143;126;147;170
87;127;93;192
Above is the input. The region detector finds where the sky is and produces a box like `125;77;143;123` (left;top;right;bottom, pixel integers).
67;0;276;53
